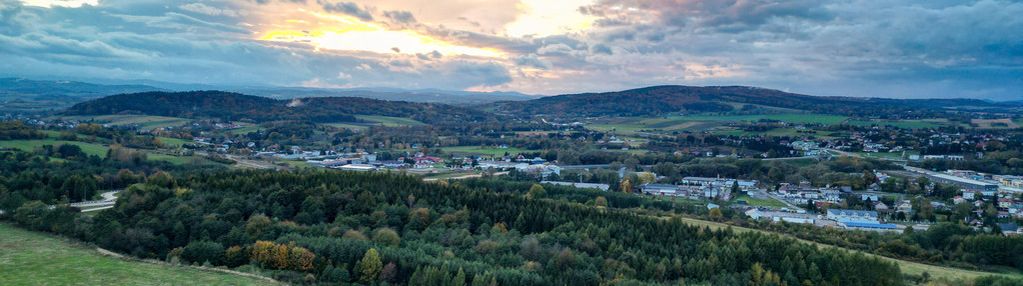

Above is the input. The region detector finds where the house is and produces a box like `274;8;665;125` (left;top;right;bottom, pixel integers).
896;200;913;214
874;202;890;213
999;197;1014;209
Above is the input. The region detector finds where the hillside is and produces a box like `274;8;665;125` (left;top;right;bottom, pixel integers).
0;78;165;112
0;223;278;285
235;86;532;105
494;85;1020;118
63;91;493;125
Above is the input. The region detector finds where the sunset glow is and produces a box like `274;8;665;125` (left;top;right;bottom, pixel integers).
259;12;503;58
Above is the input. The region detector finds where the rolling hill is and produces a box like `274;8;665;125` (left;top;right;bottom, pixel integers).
63;91;493;125
494;85;1021;118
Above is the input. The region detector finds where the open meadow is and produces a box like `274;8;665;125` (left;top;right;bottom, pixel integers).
0;223;278;286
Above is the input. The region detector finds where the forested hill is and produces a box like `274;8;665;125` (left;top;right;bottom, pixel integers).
494;85;1018;118
63;91;492;124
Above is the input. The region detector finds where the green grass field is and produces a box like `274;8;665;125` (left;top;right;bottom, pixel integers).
226;125;264;135
0;139;109;157
323;123;370;131
354;115;426;127
156;137;192;148
0;223;278;285
60;115;192;130
731;195;787;208
440;146;538;156
847;119;949;129
145;153;200;165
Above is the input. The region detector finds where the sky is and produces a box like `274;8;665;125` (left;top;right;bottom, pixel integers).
0;0;1021;100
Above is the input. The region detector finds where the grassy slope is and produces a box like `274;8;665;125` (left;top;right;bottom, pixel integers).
664;216;1023;282
0;139;109;157
354;115;426;127
226;125;264;135
0;223;277;286
60;115;192;130
156;137;191;148
0;138;207;166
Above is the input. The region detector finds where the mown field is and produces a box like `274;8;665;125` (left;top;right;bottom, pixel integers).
354;115;426;127
0;139;109;157
0;223;278;286
59;115;192;130
731;194;787;208
847;118;952;129
226;125;264;135
0;138;210;166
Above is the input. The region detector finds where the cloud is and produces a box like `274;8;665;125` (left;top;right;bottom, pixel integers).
317;0;373;21
382;10;414;24
2;0;1021;100
179;3;239;17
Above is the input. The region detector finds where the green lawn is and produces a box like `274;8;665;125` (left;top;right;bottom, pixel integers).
440;146;538;156
60;115;192;130
0;223;278;285
354;115;426;127
847;119;949;129
731;195;787;208
156;137;191;148
226;125;264;135
323;123;370;131
0;139;109;157
145;153;201;165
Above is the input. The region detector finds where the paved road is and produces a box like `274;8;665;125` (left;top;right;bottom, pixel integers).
68;190;120;212
423;171;509;182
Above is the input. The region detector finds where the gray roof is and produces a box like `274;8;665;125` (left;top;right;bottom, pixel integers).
827;209;878;217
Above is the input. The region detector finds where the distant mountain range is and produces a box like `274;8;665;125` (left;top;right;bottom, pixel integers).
63;91;493;125
493;85;1023;118
0;78;165;100
0;78;532;110
16;77;1022;120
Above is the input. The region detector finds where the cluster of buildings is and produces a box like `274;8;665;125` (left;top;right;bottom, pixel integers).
639;177;758;201
774;181;847;205
744;208;902;232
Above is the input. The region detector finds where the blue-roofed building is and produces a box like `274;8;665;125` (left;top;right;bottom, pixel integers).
840;221;900;231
